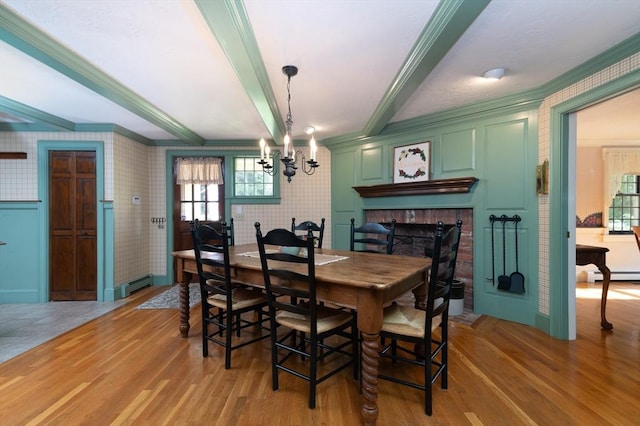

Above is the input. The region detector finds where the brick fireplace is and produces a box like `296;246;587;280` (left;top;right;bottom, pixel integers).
365;208;474;310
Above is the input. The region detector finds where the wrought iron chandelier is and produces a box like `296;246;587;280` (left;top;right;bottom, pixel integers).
258;65;319;183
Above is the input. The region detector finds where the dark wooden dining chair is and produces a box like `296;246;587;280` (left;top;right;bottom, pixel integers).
291;217;325;248
255;223;358;409
208;218;235;246
350;218;396;254
190;219;269;369
378;220;462;416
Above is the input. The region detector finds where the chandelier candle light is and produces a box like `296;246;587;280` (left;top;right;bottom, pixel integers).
258;65;319;182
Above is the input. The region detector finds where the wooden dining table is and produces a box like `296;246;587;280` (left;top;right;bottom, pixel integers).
172;243;431;425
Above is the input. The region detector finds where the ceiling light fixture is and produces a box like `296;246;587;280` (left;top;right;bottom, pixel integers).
483;67;505;80
258;65;319;183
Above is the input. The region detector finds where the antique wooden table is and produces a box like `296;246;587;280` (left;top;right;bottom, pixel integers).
576;244;612;329
172;244;430;425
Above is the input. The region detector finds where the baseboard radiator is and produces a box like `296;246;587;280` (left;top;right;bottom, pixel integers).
119;275;153;298
587;270;640;282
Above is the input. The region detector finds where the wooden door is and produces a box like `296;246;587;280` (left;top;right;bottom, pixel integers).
49;151;97;301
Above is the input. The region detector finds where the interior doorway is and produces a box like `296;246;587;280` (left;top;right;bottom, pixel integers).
568;87;640;337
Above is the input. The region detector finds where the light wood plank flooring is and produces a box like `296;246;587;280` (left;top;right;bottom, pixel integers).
1;282;638;425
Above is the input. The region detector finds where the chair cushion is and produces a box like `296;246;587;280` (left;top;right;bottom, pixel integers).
381;303;442;338
276;304;352;334
207;286;267;310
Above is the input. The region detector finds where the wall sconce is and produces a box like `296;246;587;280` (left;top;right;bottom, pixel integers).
537;159;549;195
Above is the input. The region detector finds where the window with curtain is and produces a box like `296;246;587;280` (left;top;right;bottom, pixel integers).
603;148;640;233
176;157;224;221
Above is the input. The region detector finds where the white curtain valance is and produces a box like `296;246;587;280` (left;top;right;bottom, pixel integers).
176;157;223;185
603;148;640;203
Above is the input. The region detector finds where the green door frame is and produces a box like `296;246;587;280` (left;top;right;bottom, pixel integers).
548;71;640;339
37;140;110;301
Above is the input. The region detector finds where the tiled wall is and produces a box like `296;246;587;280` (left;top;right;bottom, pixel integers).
113;133;150;285
537;52;640;316
232;146;332;246
0;131;113;200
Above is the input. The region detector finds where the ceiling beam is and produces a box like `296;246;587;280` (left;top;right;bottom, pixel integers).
363;0;491;137
195;0;285;145
0;95;75;131
0;3;204;145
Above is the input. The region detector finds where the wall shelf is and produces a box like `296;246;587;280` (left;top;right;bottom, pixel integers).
0;152;27;159
353;177;478;198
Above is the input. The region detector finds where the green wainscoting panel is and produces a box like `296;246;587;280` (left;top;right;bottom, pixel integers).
333;151;358;213
484;120;528;210
0;202;42;303
440;128;476;174
360;146;385;181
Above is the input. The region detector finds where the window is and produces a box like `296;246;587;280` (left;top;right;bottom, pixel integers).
609;174;640;233
234;157;274;196
179;183;223;221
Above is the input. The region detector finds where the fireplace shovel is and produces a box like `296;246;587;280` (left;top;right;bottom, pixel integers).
509;216;525;294
497;216;511;291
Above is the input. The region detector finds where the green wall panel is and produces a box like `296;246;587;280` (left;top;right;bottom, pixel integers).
333;151;358;213
0;203;41;303
485;120;528;210
440;128;476;174
360;146;385;181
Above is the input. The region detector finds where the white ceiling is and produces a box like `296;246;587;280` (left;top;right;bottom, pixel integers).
1;0;639;146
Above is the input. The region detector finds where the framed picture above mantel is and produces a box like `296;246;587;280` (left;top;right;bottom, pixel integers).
393;142;430;183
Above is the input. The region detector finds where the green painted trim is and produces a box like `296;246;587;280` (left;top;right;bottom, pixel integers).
363;0;491;136
102;201;115;301
548;70;640;339
541;33;640;97
152;275;171;286
535;313;550;335
0;123;58;132
195;0;285;144
385;94;544;136
0;95;74;130
324;97;543;151
37;141;107;302
0;4;203;146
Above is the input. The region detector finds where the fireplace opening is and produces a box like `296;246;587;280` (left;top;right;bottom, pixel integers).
365;208;473;311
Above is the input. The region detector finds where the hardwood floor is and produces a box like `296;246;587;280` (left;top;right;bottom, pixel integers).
1;282;638;425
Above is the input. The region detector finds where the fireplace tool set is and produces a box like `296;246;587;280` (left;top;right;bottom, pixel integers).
489;214;525;294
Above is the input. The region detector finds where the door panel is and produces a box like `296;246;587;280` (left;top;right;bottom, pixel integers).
49;151;97;301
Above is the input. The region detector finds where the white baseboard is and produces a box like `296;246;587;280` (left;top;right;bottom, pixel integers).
587;270;640;282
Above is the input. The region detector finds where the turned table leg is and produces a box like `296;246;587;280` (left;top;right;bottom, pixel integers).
179;280;191;338
176;258;193;338
360;332;380;425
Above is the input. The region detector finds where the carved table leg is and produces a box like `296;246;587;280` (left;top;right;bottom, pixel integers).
599;265;613;330
360;332;380;426
179;280;190;338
